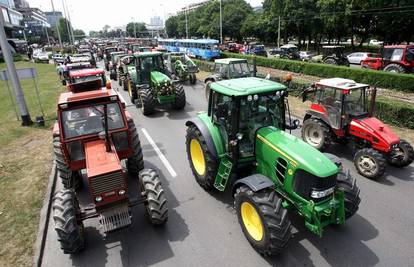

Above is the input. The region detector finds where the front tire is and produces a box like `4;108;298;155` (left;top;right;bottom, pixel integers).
336;170;361;219
171;84;186;110
387;139;414;167
234;186;291;255
52;189;84;254
127;119;144;177
301;118;331;151
140;169;168;225
323;58;337;65
53;136;81;189
189;73;196;84
383;63;405;73
140;88;156;115
354;148;386;179
185;125;218;190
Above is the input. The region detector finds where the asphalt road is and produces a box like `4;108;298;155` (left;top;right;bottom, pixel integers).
41;74;414;267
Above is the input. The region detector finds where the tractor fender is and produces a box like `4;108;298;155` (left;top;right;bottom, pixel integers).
186;117;218;160
303;110;330;126
232;174;274;196
204;75;217;84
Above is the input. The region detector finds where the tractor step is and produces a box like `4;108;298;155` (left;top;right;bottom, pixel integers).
98;205;131;233
214;156;233;192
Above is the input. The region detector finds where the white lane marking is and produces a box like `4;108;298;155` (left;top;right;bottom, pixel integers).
141;128;178;178
116;90;127;105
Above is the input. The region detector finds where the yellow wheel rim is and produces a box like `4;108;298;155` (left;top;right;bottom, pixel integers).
128;81;132;97
190;139;206;176
241;202;264;241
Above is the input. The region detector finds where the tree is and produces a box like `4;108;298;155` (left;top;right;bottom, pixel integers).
126;22;147;37
73;29;85;38
57;17;73;43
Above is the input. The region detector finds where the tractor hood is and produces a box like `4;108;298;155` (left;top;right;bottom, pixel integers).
350;117;399;147
256;126;338;177
150;71;171;85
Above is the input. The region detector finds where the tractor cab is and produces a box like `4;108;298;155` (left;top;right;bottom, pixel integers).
322;46;349;66
104;46;118;60
68;68;108;89
207;58;252;82
207;77;298;160
304;78;371;130
133;51;167;85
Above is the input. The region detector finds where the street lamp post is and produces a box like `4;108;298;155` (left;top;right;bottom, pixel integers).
219;0;223;44
50;0;62;48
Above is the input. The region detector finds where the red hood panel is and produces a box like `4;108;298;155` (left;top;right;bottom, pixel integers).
351;117;399;146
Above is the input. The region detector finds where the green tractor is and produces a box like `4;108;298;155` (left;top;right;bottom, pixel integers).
185;77;360;255
167;52;199;84
125;51;186;115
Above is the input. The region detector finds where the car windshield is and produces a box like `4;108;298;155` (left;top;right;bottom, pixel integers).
72;74;105;86
343;88;368;115
62;103;124;139
229;63;251;78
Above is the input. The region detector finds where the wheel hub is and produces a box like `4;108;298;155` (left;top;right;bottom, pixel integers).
358;155;377;174
305;125;322;146
240;202;264;241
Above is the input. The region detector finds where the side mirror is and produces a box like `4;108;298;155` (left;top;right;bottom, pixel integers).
287;119;301;130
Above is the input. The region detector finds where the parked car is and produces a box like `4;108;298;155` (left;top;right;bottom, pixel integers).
34;52;50;63
299;51;316;61
52;53;64;64
369;39;383;46
361;57;382;70
347;52;379;65
241;43;267;57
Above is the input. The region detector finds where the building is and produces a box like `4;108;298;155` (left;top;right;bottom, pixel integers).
17;7;50;28
150;16;163;27
0;0;24;37
45;11;62;27
178;0;211;15
13;0;29;8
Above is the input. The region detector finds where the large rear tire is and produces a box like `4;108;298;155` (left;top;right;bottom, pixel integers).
387;139;414;167
234;186;291;255
185;124;218;190
301;118;331;151
171;84;186;110
128;79;138;104
53;136;81;190
323;58;337;65
52;189;84;254
354;148;386;179
336;170;361;219
140;169;168;225
127;119;144;177
383;63;405;73
140;88;156;115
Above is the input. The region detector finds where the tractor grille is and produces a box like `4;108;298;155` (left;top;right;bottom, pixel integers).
90;171;125;195
293;170;337;202
275;158;288;183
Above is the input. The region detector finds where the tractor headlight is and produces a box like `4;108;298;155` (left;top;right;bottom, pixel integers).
118;190;125;195
247;95;253;101
311;187;335;199
95;196;103;202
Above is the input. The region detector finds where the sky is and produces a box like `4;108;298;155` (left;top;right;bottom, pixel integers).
28;0;263;33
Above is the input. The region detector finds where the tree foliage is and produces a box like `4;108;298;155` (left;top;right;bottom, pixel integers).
166;0;413;46
126;22;147;37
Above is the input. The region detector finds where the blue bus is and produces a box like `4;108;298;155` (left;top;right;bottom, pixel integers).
158;39;220;60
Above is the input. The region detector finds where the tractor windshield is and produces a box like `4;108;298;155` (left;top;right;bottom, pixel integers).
238;94;284;156
229;63;251;78
72;74;106;87
140;56;165;73
343;88;368;116
61;103;125;139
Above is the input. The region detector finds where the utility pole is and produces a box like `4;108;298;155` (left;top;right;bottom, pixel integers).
44;26;51;47
185;8;188;38
277;16;281;47
64;0;75;44
0;10;32;125
219;0;223;44
61;0;71;44
51;0;62;48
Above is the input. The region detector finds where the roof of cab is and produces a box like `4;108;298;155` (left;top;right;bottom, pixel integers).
211;77;286;97
214;58;247;64
134;51;163;57
316;78;369;89
69;68;104;78
58;88;118;105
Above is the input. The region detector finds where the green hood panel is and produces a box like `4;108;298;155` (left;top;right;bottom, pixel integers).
127;66;137;83
151;71;170;85
256;127;338;177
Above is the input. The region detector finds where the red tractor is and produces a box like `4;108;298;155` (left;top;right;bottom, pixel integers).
52;84;168;253
362;45;414;73
66;68;109;91
301;78;413;179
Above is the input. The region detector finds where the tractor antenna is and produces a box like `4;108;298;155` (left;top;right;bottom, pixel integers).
103;104;111;152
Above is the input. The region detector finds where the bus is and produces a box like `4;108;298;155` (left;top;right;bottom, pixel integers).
158;39;220;60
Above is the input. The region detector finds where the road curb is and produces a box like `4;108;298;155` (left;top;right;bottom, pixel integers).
33;162;57;267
